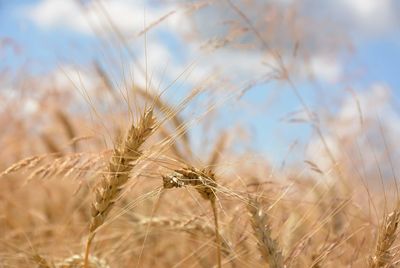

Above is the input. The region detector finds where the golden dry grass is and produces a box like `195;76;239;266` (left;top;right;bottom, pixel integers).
1;1;399;268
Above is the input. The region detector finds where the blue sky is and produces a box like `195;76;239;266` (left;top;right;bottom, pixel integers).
1;0;400;166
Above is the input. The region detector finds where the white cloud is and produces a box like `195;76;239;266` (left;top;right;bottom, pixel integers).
24;0;90;34
0;87;39;115
127;37;275;92
309;55;342;83
23;0;178;36
339;0;398;35
306;134;341;175
306;84;400;179
342;0;391;21
51;66;99;94
127;41;177;89
335;85;390;138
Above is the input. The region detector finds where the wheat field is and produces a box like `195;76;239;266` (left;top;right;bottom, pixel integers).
1;1;399;267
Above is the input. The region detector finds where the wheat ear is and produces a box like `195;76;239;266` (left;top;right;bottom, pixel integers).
369;205;400;268
162;167;222;268
57;254;109;268
247;197;284;268
32;253;51;268
84;109;155;268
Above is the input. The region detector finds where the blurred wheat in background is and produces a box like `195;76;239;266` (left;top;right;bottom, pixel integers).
1;0;400;267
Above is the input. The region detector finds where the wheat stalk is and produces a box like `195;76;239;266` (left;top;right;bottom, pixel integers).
129;214;232;255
